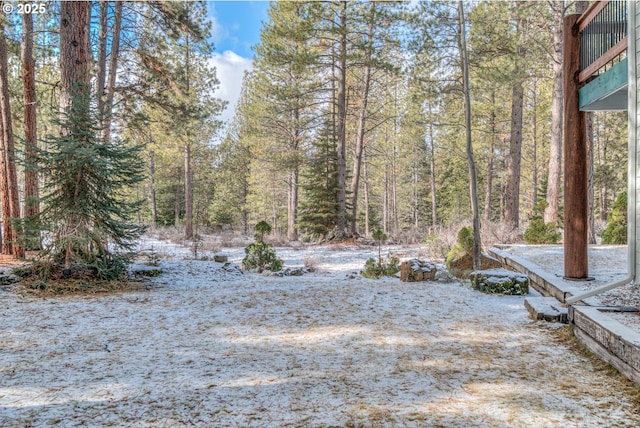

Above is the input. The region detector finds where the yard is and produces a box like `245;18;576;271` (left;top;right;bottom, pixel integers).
1;236;639;427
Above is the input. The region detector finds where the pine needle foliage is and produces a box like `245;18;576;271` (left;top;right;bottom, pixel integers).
242;221;283;273
601;191;627;245
23;90;146;279
523;199;561;244
297;130;339;239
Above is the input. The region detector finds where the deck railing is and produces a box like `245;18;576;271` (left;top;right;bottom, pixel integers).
578;0;627;84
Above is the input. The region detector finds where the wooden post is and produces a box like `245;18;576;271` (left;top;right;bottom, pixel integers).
564;14;589;279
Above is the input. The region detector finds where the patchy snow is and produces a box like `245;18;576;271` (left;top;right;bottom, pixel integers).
1;237;639;426
499;244;640;331
470;268;528;281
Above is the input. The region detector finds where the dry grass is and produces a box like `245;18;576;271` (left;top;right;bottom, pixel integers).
550;325;640;409
14;276;149;297
10;261;150;297
304;255;322;272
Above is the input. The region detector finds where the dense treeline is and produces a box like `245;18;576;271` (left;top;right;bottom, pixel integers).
0;1;222;268
215;1;627;243
0;1;628;258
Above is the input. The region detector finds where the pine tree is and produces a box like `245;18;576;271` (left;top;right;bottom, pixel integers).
0;14;23;257
28;89;145;279
21;12;39;249
297;125;339;238
119;1;224;236
253;1;322;241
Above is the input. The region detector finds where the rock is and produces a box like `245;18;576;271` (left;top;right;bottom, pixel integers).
448;253;502;278
400;259;437;282
281;268;304;276
0;272;18;285
469;268;529;295
214;255;228;263
221;262;243;275
131;265;163;277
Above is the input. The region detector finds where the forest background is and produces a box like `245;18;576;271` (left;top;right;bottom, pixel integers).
0;0;628;262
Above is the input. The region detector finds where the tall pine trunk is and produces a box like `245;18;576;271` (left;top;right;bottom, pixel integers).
349;9;374;236
59;1;92;268
148;150;158;225
0;18;22;257
335;1;348;239
484;91;496;222
96;1;108;115
184;141;193;239
287;168;299;241
545;0;564;225
363;147;371;237
102;0;122;142
22;12;39;249
184;34;193;240
427;110;437;227
287;102;300;242
458;0;481;271
60;2;91;113
531;80;538;215
505;81;524;231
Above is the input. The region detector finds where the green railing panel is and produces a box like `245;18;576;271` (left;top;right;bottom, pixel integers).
579;57;628;111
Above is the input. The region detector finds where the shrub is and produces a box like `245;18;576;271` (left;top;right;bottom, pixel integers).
523;199;561;245
242;221;282;272
457;226;474;254
361;256;400;279
523;216;561;244
445;226;474;266
242;242;283;272
602;191;627;244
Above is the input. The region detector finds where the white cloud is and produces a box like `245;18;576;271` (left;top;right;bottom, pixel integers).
210;50;253;126
209;14;227;45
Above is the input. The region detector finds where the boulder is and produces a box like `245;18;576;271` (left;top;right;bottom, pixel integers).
131;265;163;277
283;267;304;276
400;259;437;282
214;255;229;263
469;268;529;295
0;272;18;285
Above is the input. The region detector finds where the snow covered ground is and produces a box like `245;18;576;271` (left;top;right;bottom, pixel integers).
1;236;639;427
501;244;640;331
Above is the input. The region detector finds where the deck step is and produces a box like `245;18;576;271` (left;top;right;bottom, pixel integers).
525;297;568;323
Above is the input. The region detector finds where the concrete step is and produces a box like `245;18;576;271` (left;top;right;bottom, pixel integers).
525;296;568;323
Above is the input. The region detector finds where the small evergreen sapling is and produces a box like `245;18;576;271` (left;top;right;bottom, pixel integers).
243;221;283;272
373;228;386;266
361;228;399;279
254;220;272;243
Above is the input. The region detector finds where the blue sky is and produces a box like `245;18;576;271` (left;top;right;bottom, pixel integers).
207;1;270;58
206;1;270;124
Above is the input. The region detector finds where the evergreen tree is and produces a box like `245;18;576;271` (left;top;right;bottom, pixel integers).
601;191;627;245
253;1;322;241
28;89;145;279
297;125;339;238
0;14;22;257
120;1;224;235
